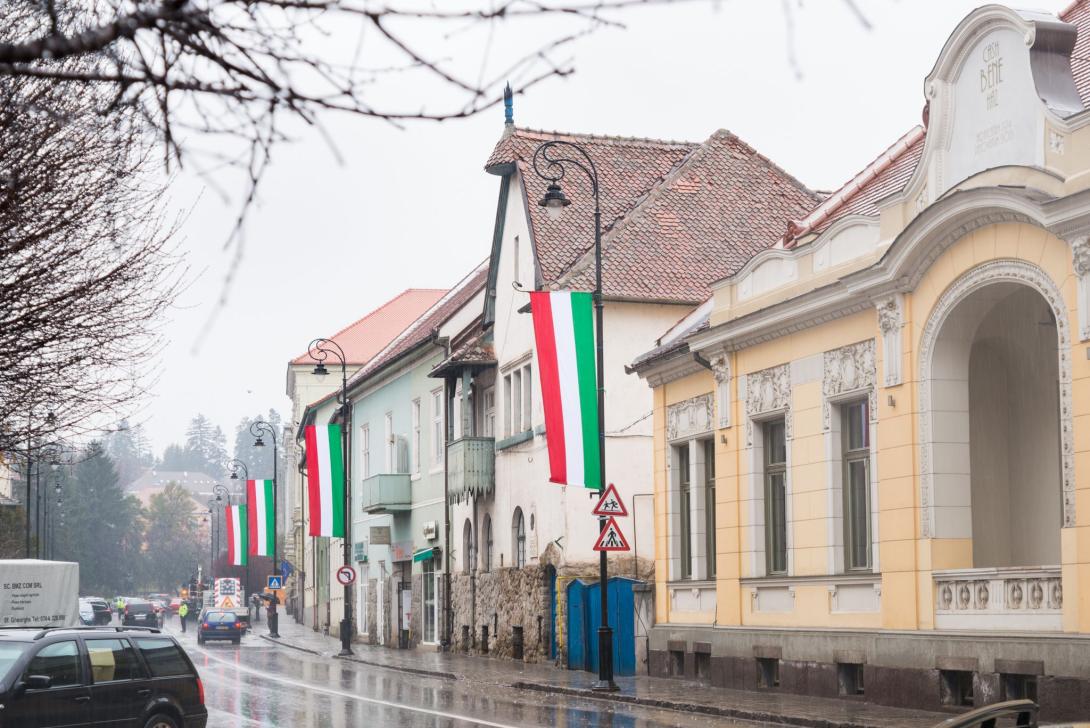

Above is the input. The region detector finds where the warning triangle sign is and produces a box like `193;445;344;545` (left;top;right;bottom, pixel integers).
592;483;628;517
593;516;631;552
220;596;235;609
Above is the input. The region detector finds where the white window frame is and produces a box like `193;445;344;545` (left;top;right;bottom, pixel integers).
483;387;495;438
361;424;370;479
503;363;533;438
384;412;394;473
411;398;421;475
431;389;443;467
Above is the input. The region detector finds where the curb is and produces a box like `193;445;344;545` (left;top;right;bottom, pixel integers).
258;634;321;656
261;634;458;680
511;681;893;728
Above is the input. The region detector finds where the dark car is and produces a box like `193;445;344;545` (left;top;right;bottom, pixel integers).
0;625;207;728
196;610;242;645
122;598;158;628
84;598;112;626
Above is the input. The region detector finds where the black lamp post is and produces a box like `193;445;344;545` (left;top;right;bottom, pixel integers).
531;139;617;691
307;337;354;657
204;502;216;581
211;483;232;579
226;460;250;596
251;419;281;638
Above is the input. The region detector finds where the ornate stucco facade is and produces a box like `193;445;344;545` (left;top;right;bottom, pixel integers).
634;3;1090;718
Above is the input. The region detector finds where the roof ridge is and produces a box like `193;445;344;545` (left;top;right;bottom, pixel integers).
507;126;698;149
783;125;925;248
289;288;447;362
709;128;822;204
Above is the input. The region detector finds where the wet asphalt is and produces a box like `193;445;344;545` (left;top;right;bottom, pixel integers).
162;621;753;727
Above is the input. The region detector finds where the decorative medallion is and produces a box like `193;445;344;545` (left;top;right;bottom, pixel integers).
666;393;713;442
822;340;877;430
744;364;791;446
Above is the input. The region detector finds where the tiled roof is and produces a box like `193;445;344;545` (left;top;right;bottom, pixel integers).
289;288;447;366
486;128;818;303
429;327;495;377
345;262;489;390
561;130;821;301
1063;0;1090;106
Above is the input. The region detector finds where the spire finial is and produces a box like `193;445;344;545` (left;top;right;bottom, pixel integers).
503;82;514;128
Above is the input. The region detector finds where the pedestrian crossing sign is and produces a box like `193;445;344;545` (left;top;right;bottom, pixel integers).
267;575;283;590
592;516;630;552
592;483;628;517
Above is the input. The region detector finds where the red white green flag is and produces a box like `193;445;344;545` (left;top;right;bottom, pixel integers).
305;424;345;537
225;504;247;566
246;479;274;557
530;290;601;490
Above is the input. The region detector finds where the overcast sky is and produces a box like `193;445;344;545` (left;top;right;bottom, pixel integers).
142;0;1071;453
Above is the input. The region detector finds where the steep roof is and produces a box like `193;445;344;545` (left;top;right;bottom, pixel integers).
487;127;818;303
289;288;447;366
345;262;489;392
1063;0;1090;105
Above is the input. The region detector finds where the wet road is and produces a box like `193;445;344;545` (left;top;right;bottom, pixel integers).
166;623;750;727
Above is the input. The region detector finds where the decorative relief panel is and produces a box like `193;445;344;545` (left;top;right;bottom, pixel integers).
918;260;1075;536
666;394;713;442
934;569;1062;631
1071;236;1090;342
744;364;791;446
875;294;905;387
709;353;731;429
822;339;877;430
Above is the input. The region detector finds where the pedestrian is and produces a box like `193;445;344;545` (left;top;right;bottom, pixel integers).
178;600;189;633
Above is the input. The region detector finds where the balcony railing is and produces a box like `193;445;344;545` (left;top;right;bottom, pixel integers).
933;566;1062;631
447;436;495;502
360;473;411;514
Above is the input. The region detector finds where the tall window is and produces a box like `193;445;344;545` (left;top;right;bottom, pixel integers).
411;399;421;474
842;400;871;570
361;424;370;479
384;412;394;473
462;519;475;573
677;443;691;579
504;363;533;437
513;507;526;568
431;389;443;465
483;387;495;437
483;514;493;572
704;439;716;579
764;419;788;575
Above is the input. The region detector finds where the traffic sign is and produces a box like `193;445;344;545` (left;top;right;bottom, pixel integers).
336;565;357;586
592;516;631;552
267;575;283;590
219;596;235;609
592;483;628;517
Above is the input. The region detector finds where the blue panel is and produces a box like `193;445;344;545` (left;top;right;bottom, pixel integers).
567;577;638;676
565;580;587;670
548;571;557;660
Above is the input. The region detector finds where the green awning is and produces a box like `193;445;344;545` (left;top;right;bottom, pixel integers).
412;547;438;563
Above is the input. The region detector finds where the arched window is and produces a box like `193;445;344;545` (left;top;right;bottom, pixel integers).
513;507;526;568
462;519;475;573
483;515;493;572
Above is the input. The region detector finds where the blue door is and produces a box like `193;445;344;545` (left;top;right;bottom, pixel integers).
546;566;557;660
566;577;637;676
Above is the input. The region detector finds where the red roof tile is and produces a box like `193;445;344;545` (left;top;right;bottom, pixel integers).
486;127;819;303
289;289;447;366
1062;0;1090;106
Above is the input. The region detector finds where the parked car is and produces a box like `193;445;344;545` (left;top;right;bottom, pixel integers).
197;610;243;645
168;597;184;614
77;599;95;626
0;624;207;727
121;598;158;627
82;597;112;625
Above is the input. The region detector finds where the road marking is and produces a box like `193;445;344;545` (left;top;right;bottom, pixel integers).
193;645;521;728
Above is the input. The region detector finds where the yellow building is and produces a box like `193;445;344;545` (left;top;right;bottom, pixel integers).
631;2;1090;718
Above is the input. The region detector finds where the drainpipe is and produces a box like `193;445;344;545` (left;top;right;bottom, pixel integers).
471;493;478;650
442;375;454;650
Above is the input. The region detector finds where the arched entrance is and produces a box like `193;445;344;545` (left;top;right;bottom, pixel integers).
919;259;1071;628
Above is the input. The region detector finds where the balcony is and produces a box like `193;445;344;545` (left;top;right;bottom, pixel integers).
933;566;1062;631
360;473;411;514
447;436;495;502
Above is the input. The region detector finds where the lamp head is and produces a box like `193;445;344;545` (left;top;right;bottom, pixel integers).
312;361;329;376
229;472;238;480
539;182;570;221
254;437;265;448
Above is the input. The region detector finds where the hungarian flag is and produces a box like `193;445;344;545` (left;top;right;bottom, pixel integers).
305;424;345;537
225;504;247;566
530;290;601;490
247;479;275;557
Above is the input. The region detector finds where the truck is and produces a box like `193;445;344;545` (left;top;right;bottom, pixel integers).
0;559;80;628
209;577;250;631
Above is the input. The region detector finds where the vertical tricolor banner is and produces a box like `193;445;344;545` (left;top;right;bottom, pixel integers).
246;479;275;557
530;290;602;490
305;424;345;537
225;504;248;566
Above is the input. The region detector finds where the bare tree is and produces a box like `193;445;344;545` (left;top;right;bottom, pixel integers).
0;66;182;453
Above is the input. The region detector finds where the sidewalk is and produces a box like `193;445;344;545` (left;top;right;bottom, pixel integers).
259;617;949;728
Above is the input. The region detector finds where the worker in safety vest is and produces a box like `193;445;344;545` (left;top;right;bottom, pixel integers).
178;601;189;632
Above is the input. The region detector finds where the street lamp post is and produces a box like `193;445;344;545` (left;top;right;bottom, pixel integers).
251;419;281;638
211;483;232;580
204;502;216;580
307;337;353;657
531;139;618;691
226;460;249;597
